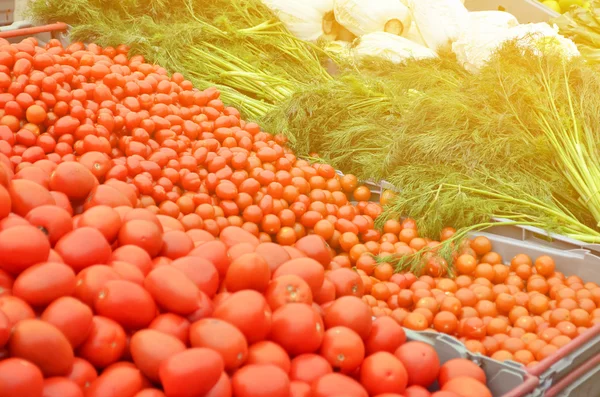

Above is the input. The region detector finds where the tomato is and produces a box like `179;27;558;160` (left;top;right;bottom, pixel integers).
79;205;122;242
85;365;146;397
0;225;51;275
54;227;112;272
0;185;9;220
365;316;407;355
0;309;9;347
8;319;74;377
110;245;153;276
77;316;126;368
438;358;486;387
188;240;229;278
394;341;440;388
442;377;492;397
320;326;365;373
310;373;368;397
95;280;157;330
49;161;97;200
246;341;291;373
219;226;260;248
294;235;331;266
134;390;167;397
65;358;97;389
0;358;44;397
144;266;200;315
290;381;311;397
0;296;35;326
25;204;73;244
8;179;55;217
73;265;120;307
228;242;256;262
212;290;272;344
265;274;313;311
289;354;332;384
203;372;232;397
360;352;408;395
42;377;84;397
189;318;247;370
255;242;291;273
130;329;186;382
231;364;290;397
272;258;324;297
118;219;163;257
12;262;76;307
404;385;432;397
326;268;364;298
270;303;324;356
225;252;270;293
323;296;372;340
159;348;224;397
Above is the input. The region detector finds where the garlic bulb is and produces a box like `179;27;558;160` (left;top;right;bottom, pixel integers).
260;0;339;42
353;32;438;64
404;0;469;53
333;0;412;37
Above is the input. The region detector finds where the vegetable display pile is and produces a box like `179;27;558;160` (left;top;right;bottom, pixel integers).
0;35;600;397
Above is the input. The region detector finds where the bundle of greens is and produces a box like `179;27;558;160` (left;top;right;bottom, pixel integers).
28;0;331;119
554;1;600;63
263;44;600;244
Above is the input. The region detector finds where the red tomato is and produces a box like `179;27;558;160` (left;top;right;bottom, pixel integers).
130;329;186;382
144;266;200;315
78;205;122;242
246;341;291;373
8;319;74;377
204;372;232;397
404;385;432;397
365;316;407;355
438;358;487;388
77;316;127;368
212;290;271;344
95;280;157;330
0;225;51;275
289;354;333;384
12;262;76;307
431;392;461;397
159;348;224;397
0;358;44;397
85;364;146;397
8;179;55;217
188;240;229;278
442;377;492;397
159;230;194;259
224;252;270;293
394;342;440;388
110;261;145;285
0;309;9;347
326;268;364;298
0;185;9;220
148;313;191;345
265;274;313;311
360;352;408;395
231;364;290;397
228;242;257;262
320;326;365;374
25;204;73;244
110;244;153;276
73;265;120;307
270;303;324;356
294;235;331;266
272;257;324;297
40;297;93;349
310;373;368;397
323;296;372;340
0;296;35;326
170;256;219;297
65;358;97;389
118;219;163;258
49;161;97;200
189;318;248;371
54;227;112;272
255;242;291;273
290;381;311;397
42;377;84;397
134;389;167;397
219;226;260;248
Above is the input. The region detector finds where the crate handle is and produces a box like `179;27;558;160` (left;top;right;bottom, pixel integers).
0;22;68;39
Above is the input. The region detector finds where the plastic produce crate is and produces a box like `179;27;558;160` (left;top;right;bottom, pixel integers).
464;0;559;23
403;329;540;397
469;228;600;395
0;0;14;26
0;21;69;44
543;353;600;397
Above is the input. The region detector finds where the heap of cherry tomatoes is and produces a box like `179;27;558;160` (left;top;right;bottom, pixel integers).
0;35;596;397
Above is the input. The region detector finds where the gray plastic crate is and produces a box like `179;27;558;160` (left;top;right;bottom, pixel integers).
469;229;600;395
403;329;540;397
543;354;600;397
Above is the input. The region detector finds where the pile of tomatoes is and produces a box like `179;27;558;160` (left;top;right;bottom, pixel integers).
0;35;595;397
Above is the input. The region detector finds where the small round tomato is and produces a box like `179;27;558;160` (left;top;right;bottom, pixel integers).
130;329;186;382
394;341;440;388
0;358;44;397
8;319;74;377
77;316;127;369
159;348;224;397
270;303;324;356
189;318;248;371
12;262;76;307
95;280;157;330
212;290;272;344
232;364;290;397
